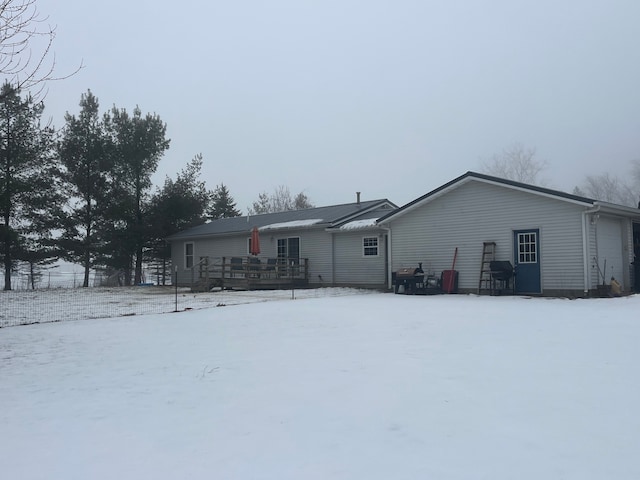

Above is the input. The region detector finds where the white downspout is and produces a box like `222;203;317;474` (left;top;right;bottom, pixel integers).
582;206;600;295
331;232;336;286
380;225;392;289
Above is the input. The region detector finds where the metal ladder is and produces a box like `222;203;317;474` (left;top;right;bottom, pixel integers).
478;242;496;294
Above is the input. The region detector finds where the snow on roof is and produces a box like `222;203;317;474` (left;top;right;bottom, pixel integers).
339;218;379;230
259;219;324;230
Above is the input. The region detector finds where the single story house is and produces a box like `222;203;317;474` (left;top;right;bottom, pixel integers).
377;171;640;296
167;197;397;290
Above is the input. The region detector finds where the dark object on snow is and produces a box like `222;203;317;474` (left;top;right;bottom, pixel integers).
393;263;441;294
489;260;514;295
393;263;425;294
440;270;458;294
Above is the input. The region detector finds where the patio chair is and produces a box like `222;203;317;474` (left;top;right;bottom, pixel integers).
265;258;278;277
230;257;243;277
248;257;261;278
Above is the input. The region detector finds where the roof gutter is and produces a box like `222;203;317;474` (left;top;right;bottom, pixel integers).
582;205;601;294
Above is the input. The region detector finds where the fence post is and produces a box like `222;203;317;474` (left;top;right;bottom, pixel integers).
174;266;178;312
290;260;295;300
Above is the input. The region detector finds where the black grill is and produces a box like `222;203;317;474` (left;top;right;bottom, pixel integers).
489;260;514;293
393;263;442;294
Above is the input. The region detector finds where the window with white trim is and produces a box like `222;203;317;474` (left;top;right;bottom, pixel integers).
363;236;379;257
185;242;194;269
277;237;300;263
517;232;537;263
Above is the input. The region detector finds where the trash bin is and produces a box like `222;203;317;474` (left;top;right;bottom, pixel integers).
441;270;458;294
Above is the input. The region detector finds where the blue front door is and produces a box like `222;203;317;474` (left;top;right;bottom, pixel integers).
514;229;541;294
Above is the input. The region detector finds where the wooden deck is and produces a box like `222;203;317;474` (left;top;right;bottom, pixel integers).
187;257;309;292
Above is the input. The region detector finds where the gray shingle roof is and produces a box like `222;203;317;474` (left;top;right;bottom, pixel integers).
167;199;395;240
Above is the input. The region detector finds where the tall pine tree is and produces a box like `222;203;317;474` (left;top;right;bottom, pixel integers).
59;90;113;287
106;106;169;285
0;82;59;290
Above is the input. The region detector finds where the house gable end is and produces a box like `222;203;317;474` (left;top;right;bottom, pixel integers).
377;171;596;224
330;201;397;228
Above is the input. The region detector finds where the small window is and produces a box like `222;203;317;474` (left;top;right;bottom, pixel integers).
517;232;537;264
185;242;194;269
363;236;378;257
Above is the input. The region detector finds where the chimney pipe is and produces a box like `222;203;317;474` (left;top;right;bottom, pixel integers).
356;192;361;204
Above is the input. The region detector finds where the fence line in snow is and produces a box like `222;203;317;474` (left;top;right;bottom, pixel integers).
0;285;376;328
0;286;186;328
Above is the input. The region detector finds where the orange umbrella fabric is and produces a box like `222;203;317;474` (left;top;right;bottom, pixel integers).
250;226;261;256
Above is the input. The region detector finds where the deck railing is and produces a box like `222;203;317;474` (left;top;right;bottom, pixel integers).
184;256;309;291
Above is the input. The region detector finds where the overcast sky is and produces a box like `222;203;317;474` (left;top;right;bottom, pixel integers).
36;0;640;212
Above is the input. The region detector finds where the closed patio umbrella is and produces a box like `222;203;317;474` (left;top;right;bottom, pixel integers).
250;226;261;256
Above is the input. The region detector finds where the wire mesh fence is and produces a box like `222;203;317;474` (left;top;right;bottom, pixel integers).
0;285;379;328
1;286;177;327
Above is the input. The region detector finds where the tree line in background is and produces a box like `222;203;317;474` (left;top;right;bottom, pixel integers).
0;86;316;290
2;86;636;292
482;142;640;207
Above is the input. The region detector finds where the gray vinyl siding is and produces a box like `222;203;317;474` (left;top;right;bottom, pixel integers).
171;226;392;287
190;236;251;266
624;219;635;288
172;228;336;286
281;228;333;285
257;227;380;286
594;216;624;289
172;236;250;284
387;181;587;293
587;215;630;290
333;231;386;286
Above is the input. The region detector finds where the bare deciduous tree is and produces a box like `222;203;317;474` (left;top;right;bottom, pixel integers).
293;191;313;210
0;0;81;97
631;159;640;205
577;172;636;207
248;186;314;215
481;143;547;185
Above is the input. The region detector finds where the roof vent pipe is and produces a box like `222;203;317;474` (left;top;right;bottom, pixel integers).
356;192;361;204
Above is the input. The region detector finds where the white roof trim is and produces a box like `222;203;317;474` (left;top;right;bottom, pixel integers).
259;219;324;230
337;218;379;230
594;201;640;218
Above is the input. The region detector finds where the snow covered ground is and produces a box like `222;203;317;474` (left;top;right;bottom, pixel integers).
2;292;640;479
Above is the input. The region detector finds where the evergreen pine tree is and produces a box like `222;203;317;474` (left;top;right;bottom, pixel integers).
106;106;169;284
147;154;212;282
0;82;60;290
210;183;240;219
58;90;113;287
